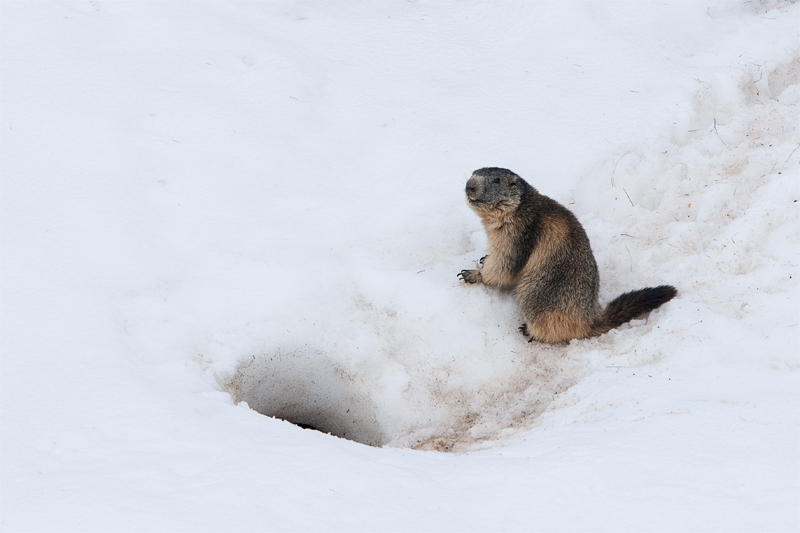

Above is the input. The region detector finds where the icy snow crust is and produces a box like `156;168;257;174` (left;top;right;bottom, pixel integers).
2;1;798;531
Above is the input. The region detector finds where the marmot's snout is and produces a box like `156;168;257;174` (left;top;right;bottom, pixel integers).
465;176;482;201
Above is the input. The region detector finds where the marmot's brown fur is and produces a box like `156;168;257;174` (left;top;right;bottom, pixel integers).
458;167;676;344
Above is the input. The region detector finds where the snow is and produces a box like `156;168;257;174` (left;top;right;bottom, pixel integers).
1;1;798;531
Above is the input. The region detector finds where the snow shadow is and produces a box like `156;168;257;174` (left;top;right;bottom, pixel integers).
225;348;386;446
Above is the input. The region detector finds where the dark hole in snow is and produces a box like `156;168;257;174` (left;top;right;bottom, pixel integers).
293;422;323;432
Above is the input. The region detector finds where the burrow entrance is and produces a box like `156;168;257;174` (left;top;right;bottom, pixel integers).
224;348;386;447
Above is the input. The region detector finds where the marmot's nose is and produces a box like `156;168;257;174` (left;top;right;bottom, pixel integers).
465;177;479;200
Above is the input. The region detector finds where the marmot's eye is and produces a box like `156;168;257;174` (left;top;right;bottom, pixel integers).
493;178;501;184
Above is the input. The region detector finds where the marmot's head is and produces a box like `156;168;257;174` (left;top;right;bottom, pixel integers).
465;168;527;213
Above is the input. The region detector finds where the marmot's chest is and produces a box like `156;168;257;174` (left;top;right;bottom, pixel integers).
480;207;521;232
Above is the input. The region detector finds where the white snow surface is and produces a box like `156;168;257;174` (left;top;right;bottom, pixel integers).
2;1;799;531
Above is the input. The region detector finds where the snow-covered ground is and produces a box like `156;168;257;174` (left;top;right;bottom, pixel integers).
2;1;798;531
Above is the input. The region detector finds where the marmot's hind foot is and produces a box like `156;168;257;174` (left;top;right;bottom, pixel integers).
520;323;555;344
458;269;482;284
519;323;537;342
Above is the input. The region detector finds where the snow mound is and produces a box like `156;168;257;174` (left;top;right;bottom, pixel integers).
221;52;799;452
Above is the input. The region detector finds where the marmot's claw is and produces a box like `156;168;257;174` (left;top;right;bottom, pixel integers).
479;255;488;266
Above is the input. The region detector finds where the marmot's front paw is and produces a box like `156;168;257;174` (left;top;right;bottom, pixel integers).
479;255;488;266
458;269;482;284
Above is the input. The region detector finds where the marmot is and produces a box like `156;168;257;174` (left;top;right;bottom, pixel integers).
458;167;676;344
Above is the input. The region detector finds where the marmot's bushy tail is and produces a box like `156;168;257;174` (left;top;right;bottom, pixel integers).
593;285;677;335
